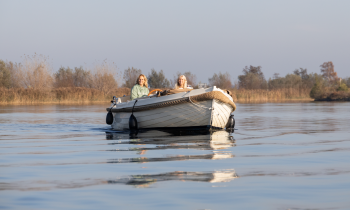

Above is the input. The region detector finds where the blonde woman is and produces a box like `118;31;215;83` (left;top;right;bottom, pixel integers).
174;75;187;89
131;74;149;100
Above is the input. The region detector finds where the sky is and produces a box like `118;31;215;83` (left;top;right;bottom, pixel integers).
1;0;349;84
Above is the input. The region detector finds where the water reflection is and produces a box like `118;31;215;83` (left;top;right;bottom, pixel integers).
106;130;236;151
108;170;238;188
104;129;237;188
107;153;234;164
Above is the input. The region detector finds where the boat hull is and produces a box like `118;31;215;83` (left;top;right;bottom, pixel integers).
111;99;233;131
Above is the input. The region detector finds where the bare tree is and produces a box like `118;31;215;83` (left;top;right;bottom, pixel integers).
55;67;75;87
90;60;119;94
123;67;142;88
54;66;92;88
273;73;280;79
73;67;92;88
13;53;54;89
320;61;338;83
208;72;232;89
4;61;21;88
293;68;309;80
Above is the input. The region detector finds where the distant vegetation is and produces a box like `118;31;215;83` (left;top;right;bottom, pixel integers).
209;72;232;89
122;67;142;89
238;66;267;90
1;54;349;104
148;69;170;88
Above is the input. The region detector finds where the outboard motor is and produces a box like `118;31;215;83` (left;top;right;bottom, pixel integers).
226;114;235;133
106;96;117;125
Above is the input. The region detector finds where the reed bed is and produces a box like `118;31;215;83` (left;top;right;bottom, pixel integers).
0;87;130;105
230;88;312;103
0;87;312;105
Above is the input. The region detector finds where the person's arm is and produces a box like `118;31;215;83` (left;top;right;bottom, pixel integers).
131;85;139;100
139;86;149;98
142;88;149;97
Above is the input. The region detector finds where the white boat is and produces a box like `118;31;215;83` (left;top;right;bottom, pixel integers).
106;86;236;131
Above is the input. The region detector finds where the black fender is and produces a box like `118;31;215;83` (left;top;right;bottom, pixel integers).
226;114;235;133
106;111;113;125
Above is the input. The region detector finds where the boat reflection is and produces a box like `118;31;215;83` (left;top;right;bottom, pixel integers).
105;129;235;151
107;152;234;164
108;169;238;188
104;129;237;187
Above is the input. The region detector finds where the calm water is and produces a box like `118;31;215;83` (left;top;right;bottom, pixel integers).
1;103;350;210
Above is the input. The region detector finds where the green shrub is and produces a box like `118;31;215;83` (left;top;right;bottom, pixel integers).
310;81;325;99
0;60;11;88
336;83;349;92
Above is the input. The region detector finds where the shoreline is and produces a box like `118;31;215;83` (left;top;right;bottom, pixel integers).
315;98;350;102
0;98;314;106
1;87;315;105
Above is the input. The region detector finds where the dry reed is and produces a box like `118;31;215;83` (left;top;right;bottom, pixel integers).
0;87;312;105
0;87;130;105
230;88;312;103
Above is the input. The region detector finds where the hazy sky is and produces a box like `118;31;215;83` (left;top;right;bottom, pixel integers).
1;0;349;83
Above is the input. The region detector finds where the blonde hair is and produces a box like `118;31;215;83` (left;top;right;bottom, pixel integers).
136;74;148;87
175;75;187;89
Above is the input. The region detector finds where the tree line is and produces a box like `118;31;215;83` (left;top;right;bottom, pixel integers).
120;61;350;99
0;54;119;95
1;54;349;99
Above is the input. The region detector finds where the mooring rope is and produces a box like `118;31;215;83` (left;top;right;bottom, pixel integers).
131;100;138;114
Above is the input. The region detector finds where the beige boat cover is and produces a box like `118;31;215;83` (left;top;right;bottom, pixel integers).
189;91;236;111
163;88;235;111
164;88;233;98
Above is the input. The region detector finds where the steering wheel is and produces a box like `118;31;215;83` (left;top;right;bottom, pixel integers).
148;89;163;96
